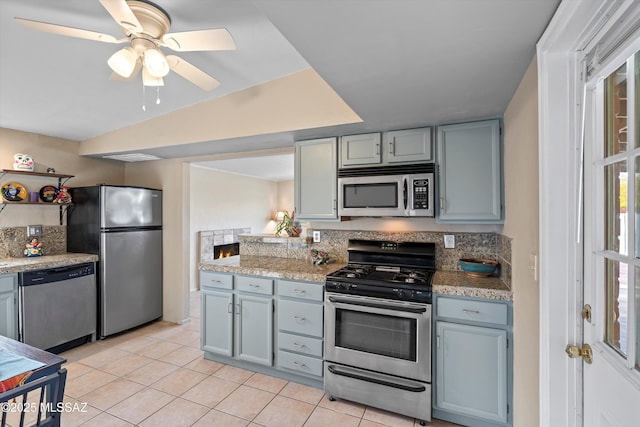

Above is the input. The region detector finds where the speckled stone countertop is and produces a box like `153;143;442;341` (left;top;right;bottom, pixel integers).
433;270;512;301
0;253;99;274
200;255;512;300
199;255;346;283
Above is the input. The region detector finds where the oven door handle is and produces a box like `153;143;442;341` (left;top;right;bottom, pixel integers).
327;365;426;393
327;296;427;313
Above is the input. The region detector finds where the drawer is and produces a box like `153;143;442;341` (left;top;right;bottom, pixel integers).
278;280;323;302
278;350;323;377
0;274;16;293
437;297;508;326
278;299;323;337
200;271;233;290
236;275;273;295
278;332;323;357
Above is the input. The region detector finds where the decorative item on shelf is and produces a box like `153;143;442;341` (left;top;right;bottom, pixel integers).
1;182;27;202
13;153;34;171
53;185;72;204
24;238;43;257
275;210;302;237
39;185;58;203
459;258;499;277
46;167;56;174
310;249;332;265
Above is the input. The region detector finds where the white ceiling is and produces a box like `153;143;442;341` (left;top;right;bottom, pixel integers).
0;0;560;180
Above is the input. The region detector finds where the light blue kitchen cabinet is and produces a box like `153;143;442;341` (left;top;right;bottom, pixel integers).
200;271;274;365
384;127;432;163
433;294;513;427
339;133;382;167
0;273;18;340
295;137;338;220
339;128;432;168
235;293;273;365
201;287;233;356
437;119;503;223
276;279;324;380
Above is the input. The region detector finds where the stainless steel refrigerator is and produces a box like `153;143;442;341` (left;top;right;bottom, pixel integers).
67;185;163;338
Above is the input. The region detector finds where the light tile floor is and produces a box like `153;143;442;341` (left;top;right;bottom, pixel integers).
26;291;460;427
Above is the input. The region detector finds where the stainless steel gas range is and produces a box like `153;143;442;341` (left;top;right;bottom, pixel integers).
324;240;435;424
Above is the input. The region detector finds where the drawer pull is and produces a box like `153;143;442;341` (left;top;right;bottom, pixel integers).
293;361;308;369
249;283;261;288
293;342;308;349
293;289;306;294
211;279;222;284
463;309;480;314
293;315;306;322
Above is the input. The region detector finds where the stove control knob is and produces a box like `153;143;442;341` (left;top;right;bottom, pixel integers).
397;289;405;298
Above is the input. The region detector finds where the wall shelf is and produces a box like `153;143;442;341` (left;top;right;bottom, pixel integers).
0;169;75;225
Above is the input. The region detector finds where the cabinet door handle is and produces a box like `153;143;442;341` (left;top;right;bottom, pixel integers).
389;141;394;154
463;309;480;314
375;143;380;155
293;315;306;322
235;304;241;315
440;197;445;211
227;303;232;314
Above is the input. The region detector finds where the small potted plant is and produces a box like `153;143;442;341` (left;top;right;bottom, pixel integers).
275;210;302;237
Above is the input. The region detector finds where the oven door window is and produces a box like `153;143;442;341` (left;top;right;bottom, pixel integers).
335;308;417;361
343;182;398;208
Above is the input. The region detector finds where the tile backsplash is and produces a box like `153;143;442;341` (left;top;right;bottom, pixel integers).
0;225;67;258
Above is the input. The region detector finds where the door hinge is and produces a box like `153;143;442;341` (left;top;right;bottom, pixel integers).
565;343;593;364
581;304;592;323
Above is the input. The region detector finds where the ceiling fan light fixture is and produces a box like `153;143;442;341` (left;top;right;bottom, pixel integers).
107;47;138;78
142;67;164;86
143;48;170;77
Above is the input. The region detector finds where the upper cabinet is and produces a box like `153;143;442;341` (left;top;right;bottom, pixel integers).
436;119;503;223
295;138;338;221
384;127;432;164
339;127;432;168
339;133;381;167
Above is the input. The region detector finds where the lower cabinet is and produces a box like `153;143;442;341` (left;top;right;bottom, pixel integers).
200;271;323;385
276;279;324;380
433;294;513;427
0;273;18;340
200;272;273;366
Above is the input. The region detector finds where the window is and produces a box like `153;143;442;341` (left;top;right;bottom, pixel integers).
601;54;640;368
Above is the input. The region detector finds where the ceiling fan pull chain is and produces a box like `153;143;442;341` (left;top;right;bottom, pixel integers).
142;82;146;112
156;86;161;105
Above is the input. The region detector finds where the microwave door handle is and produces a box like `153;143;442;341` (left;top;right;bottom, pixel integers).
403;178;408;210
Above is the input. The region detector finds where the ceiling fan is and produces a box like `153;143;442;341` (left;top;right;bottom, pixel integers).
15;0;236;91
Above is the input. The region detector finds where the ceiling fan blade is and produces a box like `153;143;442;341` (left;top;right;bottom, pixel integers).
166;55;220;91
98;0;143;33
15;18;125;43
109;60;142;81
162;29;236;52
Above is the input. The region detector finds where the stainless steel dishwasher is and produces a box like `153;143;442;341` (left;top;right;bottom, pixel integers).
19;263;97;352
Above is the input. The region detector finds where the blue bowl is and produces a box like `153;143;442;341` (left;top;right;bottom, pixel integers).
459;258;498;276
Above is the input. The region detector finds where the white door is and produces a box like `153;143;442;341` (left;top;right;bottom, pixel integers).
538;1;640;425
582;48;640;426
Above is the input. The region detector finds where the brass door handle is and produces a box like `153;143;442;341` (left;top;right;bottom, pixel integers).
565;343;593;364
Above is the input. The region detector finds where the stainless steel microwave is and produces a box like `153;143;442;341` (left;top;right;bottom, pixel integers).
338;164;434;217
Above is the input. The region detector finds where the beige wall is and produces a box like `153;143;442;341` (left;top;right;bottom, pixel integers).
0;128;124;227
503;57;540;426
189;165;280;291
277;180;294;214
